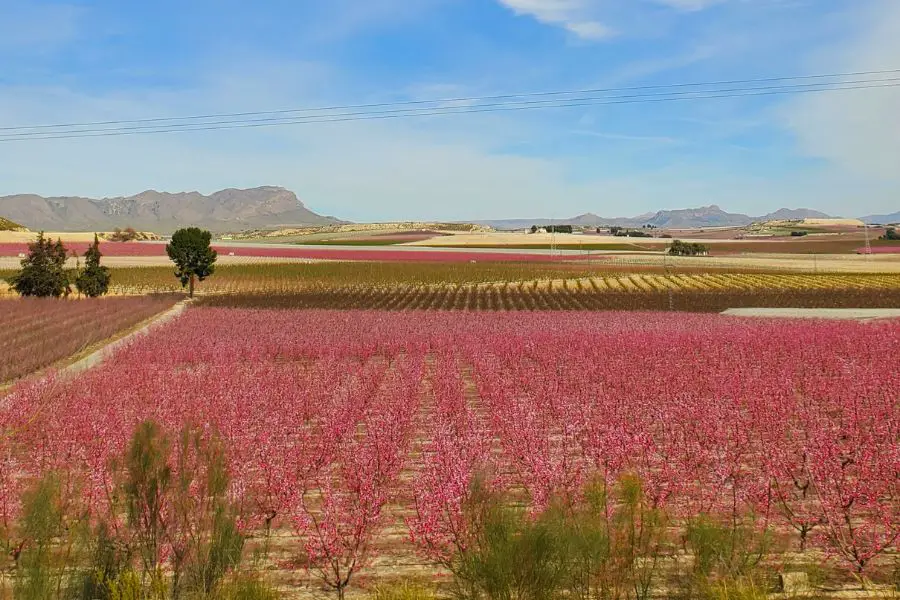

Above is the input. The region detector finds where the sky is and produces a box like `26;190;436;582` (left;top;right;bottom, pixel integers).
0;0;898;221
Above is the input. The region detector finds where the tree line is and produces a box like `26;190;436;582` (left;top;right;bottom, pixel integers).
7;227;218;299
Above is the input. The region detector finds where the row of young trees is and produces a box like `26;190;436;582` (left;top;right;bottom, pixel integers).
8;227;218;299
3;310;895;598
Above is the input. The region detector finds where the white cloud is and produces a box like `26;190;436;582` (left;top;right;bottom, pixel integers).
781;0;900;181
497;0;614;40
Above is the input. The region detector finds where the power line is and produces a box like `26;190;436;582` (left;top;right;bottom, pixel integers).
2;76;899;142
3;76;898;140
3;68;898;133
4;81;898;142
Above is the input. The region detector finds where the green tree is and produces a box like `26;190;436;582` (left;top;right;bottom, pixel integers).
11;232;70;297
75;234;111;297
166;228;217;298
669;239;709;257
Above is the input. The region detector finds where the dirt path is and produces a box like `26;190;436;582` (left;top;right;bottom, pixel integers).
722;308;900;321
62;299;189;377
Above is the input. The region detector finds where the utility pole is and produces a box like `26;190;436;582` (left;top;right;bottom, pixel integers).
863;223;872;262
664;249;674;311
550;215;556;257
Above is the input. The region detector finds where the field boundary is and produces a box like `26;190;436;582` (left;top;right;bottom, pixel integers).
1;296;185;393
721;307;900;321
62;298;189;377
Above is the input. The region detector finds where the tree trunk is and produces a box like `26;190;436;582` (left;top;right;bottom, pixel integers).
189;273;195;298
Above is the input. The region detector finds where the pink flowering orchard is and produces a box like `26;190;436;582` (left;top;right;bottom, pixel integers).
0;309;897;586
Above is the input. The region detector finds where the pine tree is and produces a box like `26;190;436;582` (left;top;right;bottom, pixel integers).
11;232;70;297
75;234;111;297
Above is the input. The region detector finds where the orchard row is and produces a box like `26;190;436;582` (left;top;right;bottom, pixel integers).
1;309;897;591
0;295;178;384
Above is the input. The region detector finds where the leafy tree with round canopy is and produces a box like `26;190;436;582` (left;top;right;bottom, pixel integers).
75;234;111;297
11;232;70;297
166;227;217;298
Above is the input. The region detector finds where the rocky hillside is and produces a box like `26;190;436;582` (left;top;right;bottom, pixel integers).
0;187;341;233
0;216;26;231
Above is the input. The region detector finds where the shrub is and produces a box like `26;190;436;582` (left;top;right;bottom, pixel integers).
678;514;773;600
14;475;65;600
669;240;709;256
448;474;668;600
109;227;140;242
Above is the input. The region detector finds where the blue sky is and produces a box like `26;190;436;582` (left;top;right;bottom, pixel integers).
0;0;898;220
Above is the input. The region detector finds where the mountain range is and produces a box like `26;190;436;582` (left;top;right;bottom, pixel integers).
475;206;837;230
0;187;340;233
0;187;895;232
860;211;900;225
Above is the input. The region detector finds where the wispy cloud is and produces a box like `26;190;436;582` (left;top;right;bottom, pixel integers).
496;0;614;40
495;0;741;39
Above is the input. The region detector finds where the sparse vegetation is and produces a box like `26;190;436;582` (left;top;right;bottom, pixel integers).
107;226;140;242
0;422;280;600
0;216;25;231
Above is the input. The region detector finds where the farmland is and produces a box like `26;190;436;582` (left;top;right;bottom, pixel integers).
0;295;178;384
1;309;897;597
1;232;899;599
6;263;896;310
